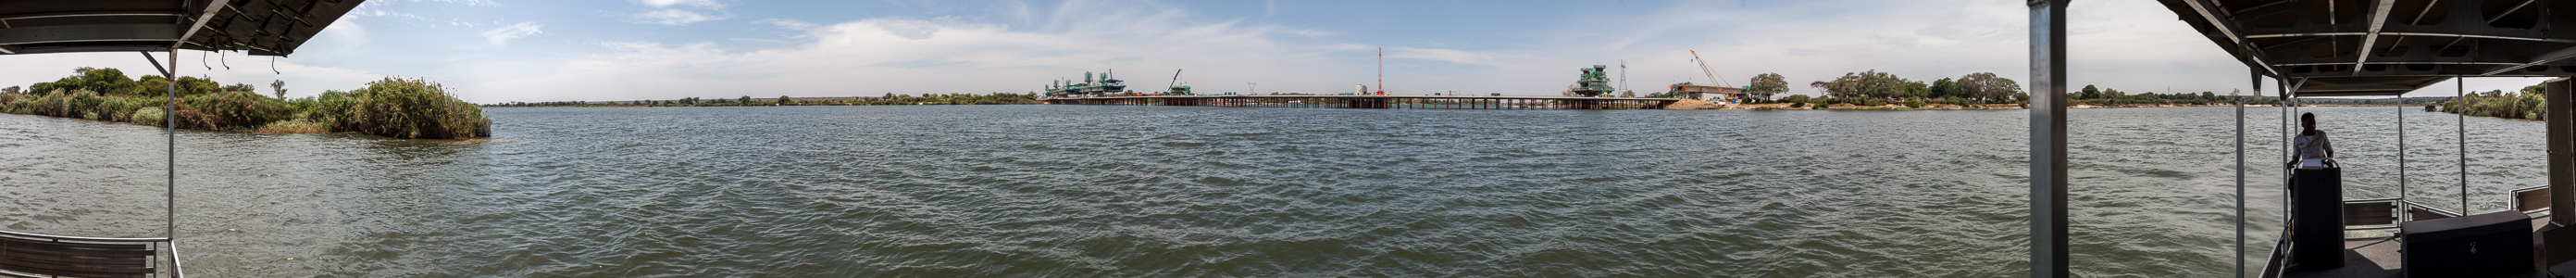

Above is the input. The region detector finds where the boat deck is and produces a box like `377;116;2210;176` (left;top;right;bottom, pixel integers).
2275;215;2557;278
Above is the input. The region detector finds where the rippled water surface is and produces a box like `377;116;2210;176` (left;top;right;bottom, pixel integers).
0;105;2548;276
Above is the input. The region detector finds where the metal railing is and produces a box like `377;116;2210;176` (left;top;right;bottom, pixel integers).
0;230;183;278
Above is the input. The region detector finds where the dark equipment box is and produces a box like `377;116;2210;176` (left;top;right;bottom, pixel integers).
2401;210;2533;277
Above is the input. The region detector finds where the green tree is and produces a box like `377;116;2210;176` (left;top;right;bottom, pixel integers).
1928;78;1960;99
1955;72;2023;103
1809;81;1833;98
740;95;753;106
778;95;791;106
1902;80;1930;99
1826;70;1905;100
270;80;288;99
2078;84;2100;99
31;68;138;95
1747;72;1788;102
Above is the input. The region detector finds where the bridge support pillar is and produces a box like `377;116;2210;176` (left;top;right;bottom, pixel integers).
1346;97;1388;108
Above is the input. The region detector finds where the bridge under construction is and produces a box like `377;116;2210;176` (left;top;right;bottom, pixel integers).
1043;95;1681;110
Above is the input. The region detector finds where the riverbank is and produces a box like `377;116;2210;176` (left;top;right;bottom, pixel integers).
2;70;490;139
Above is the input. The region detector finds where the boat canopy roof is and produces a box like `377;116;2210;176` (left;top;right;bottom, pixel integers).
2157;0;2576;97
0;0;365;57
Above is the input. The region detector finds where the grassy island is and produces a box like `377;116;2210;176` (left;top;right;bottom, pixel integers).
2438;82;2550;120
0;68;490;139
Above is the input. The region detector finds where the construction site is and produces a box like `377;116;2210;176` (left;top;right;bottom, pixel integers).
1039;49;1752;110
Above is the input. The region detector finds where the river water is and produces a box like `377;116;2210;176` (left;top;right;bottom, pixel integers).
0;105;2548;277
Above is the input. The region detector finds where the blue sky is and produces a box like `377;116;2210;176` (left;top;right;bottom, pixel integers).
2;0;2549;103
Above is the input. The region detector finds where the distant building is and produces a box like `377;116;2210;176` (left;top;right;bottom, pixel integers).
1668;82;1746;101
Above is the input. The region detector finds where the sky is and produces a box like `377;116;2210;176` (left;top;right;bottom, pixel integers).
0;0;2551;103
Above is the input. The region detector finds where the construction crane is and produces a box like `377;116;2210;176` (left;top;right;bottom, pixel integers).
1688;50;1727;87
1675;50;1748;103
1166;69;1191;95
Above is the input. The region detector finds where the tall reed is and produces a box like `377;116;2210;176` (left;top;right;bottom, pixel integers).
306;77;491;139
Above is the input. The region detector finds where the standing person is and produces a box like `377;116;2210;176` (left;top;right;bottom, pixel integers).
2289;112;2337;168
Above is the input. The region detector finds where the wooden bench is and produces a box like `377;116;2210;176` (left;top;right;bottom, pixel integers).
2407;200;2460;221
2514;185;2551;218
2345;198;2399;230
0;231;164;278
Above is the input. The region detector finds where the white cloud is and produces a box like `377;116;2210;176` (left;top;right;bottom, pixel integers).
316;18;368;50
1387;47;1513;67
754;19;816;31
626;8;731;26
634;0;723;8
464;5;1351;102
479;21;542;46
375;0;2544;103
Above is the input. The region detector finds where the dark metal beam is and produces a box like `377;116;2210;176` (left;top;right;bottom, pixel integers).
2489;0;2537;24
2270;61;2524;67
174;0;234;49
2180;0;2280;77
1;45;168;55
2029;1;2070;278
0;11;186;21
2229;0;2294;15
2352;0;2396;76
2481;46;2576;76
2245;32;2576;44
0;24;178;45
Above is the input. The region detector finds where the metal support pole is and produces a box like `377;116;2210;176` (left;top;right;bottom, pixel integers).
151;48;182;278
2236;73;2250;278
2461;77;2470;214
2398;93;2408;219
2027;1;2071;277
2550;77;2573;224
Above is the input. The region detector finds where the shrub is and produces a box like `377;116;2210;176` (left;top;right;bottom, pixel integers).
308;77;490;139
253;120;329;133
130;107;164;126
170;90;293;131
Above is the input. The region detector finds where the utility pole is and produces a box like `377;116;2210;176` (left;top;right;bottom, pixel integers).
1376;47;1386;95
1248;82;1257;95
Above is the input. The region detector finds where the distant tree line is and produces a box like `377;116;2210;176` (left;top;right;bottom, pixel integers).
1761;70;2027;107
2069;84;2280;107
